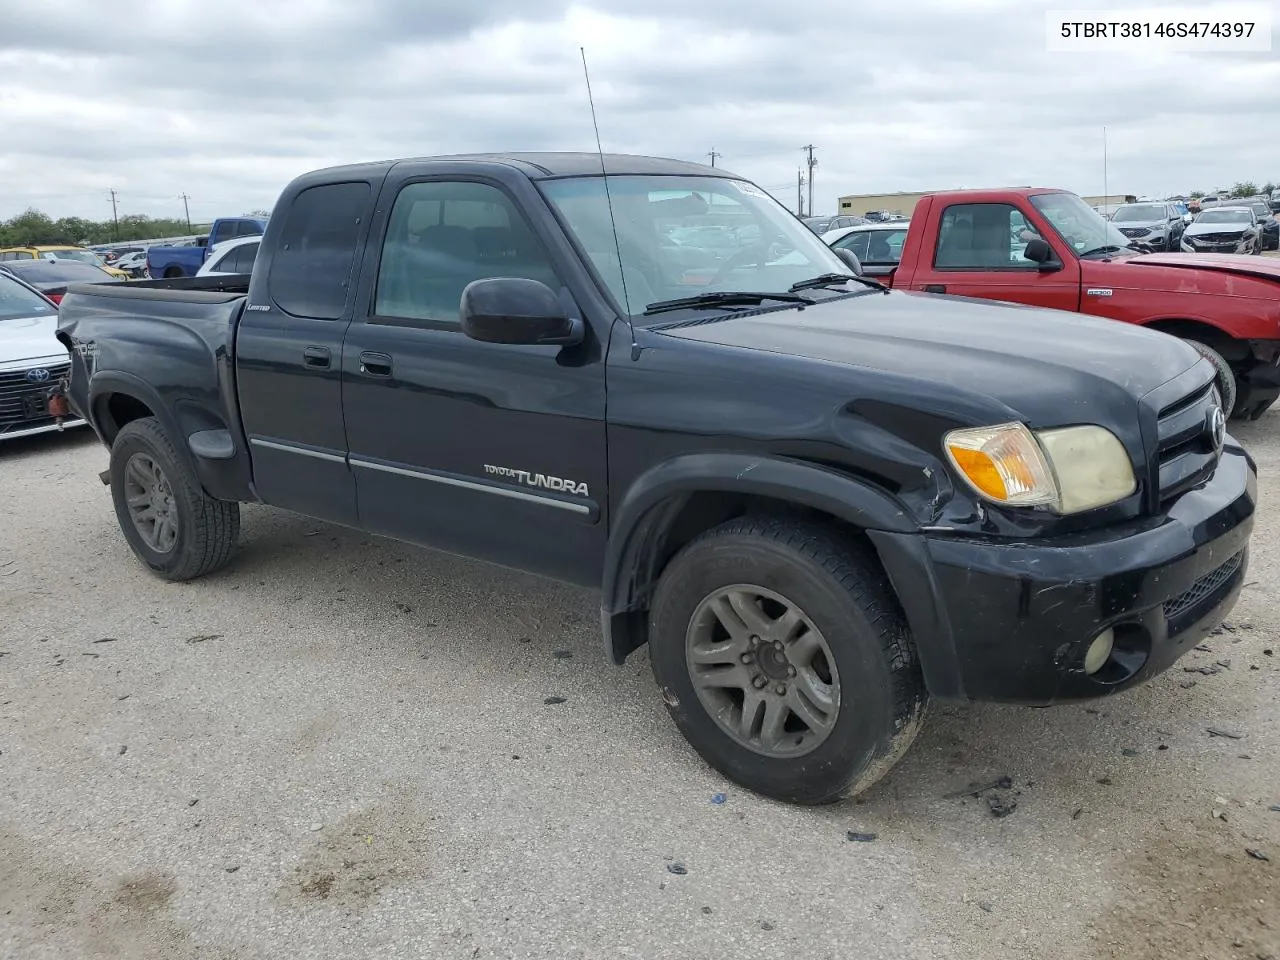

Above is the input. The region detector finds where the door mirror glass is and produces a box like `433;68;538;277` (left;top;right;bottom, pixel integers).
460;277;583;346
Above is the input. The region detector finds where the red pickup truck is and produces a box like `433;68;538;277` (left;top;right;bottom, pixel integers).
843;188;1280;419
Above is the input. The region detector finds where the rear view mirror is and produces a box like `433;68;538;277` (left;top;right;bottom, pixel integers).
834;248;863;276
461;277;583;346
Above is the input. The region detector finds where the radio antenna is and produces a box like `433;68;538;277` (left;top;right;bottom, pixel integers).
580;46;635;328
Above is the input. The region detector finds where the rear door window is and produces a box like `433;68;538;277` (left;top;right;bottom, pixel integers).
268;182;370;319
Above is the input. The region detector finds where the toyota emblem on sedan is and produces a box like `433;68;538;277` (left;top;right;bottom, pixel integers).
1207;405;1226;453
25;368;51;383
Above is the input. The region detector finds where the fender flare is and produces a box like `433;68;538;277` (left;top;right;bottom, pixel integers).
600;452;916;664
88;371;233;499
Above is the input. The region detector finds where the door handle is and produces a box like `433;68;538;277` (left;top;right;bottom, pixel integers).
303;345;331;368
923;284;946;294
359;351;393;377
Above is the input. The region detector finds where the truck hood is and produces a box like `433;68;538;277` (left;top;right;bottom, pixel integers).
652;289;1200;427
0;313;65;368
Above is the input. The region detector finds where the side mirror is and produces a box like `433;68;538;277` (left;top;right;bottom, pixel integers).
1023;237;1061;270
460;277;583;347
834;247;863;276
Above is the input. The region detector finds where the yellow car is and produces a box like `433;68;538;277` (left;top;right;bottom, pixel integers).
0;245;130;279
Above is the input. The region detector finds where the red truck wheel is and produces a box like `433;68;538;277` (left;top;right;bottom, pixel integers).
1185;341;1237;416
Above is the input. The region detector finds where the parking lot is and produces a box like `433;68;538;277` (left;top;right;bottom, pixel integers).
0;402;1276;960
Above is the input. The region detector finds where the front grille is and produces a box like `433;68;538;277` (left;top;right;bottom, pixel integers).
0;361;68;429
1189;232;1242;244
1119;227;1148;238
1164;550;1243;630
1154;379;1221;504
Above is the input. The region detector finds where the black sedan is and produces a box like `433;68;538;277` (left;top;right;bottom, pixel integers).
1244;199;1279;250
1180;207;1263;255
0;258;121;304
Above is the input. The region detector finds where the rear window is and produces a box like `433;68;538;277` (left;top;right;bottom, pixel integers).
268;182;370;319
0;272;57;321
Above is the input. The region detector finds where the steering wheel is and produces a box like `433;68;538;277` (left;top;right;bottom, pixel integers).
705;241;774;286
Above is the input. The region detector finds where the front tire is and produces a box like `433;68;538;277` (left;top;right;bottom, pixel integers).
1185;340;1238;417
648;517;927;805
109;417;240;581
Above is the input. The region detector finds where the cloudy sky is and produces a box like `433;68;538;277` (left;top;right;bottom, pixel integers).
1;0;1276;223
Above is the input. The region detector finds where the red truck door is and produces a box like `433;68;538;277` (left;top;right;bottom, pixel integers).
902;200;1080;312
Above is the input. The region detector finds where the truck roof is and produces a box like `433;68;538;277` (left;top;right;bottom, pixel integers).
295;152;736;183
917;187;1070;202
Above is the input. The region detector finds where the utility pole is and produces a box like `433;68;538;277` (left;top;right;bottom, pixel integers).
109;189;120;240
797;168;807;217
707;149;720;168
1102;126;1109;216
801;145;817;217
181;193;192;231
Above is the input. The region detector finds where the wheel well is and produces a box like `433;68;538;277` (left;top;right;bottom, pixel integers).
96;392;155;445
1144;319;1245;364
163;266;183;278
607;491;877;662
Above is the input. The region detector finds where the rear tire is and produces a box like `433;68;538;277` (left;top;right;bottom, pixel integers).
109;417;239;581
648;516;927;805
1185;340;1238;418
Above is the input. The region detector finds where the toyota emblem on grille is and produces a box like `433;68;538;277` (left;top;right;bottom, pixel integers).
1206;405;1226;453
25;368;51;383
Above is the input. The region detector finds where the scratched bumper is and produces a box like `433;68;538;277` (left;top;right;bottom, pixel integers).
903;444;1255;704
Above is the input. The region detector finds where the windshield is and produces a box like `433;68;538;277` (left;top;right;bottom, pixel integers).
43;249;105;266
1112;204;1166;222
0;272;57;321
1196;209;1252;224
1029;192;1134;255
538;175;850;315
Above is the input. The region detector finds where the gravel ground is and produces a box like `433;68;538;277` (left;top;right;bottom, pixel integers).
1;413;1277;960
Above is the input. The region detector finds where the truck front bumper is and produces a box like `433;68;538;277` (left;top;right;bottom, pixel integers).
872;443;1256;705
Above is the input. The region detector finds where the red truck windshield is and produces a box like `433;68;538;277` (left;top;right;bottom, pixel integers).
1029;192;1136;257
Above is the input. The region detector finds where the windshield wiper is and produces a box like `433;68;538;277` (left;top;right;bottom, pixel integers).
643;290;815;315
1079;244;1126;258
789;272;888;293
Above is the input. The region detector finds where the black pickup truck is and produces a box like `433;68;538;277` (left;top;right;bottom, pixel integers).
56;153;1256;805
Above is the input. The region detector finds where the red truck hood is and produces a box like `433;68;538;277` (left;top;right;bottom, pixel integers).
1081;252;1280;296
1128;252;1280;281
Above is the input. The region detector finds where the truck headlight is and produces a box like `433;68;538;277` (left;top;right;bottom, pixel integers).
944;423;1136;514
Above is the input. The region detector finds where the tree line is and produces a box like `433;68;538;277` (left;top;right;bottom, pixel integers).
1188;181;1276;199
0;207;269;247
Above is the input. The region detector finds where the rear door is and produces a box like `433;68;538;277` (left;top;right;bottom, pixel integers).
901;200;1081;311
339;167;608;585
234;180;376;525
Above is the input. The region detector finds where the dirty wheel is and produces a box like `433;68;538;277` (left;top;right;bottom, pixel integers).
110;417;239;581
649;516;927;805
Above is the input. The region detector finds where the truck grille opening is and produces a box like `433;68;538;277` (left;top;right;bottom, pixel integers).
1154;380;1221;505
1163;550;1244;633
0;362;69;431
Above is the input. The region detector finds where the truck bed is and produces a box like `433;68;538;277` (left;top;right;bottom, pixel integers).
70;274;251;300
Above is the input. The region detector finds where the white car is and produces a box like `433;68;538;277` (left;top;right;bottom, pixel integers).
114;251;149;277
0;271;86;441
821;221;911;273
196;235;261;277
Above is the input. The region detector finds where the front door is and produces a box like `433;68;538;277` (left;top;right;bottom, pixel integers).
340;173;608;586
905;201;1081;311
236;180;374;526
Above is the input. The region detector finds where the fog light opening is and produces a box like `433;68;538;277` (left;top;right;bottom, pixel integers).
1084;628;1115;675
